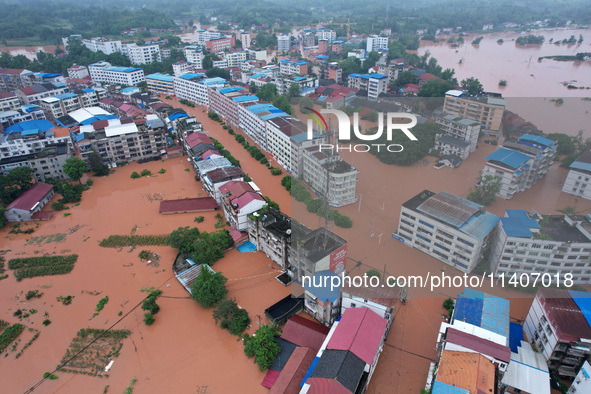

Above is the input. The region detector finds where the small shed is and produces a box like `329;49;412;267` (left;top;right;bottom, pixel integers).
4;183;54;222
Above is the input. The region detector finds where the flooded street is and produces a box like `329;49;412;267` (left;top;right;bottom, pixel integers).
0;157;289;393
419;28;591;97
0;45;58;60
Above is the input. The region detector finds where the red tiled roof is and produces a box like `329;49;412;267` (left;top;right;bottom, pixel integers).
0;92;16;99
419;73;438;81
99;98;115;105
201;149;221;159
185;132;213;149
306;378;351;394
538;288;591;341
20;87;37;95
159;198;218;213
7;183;53;211
261;369;281;388
219;180;254;198
269;347;316;394
231;191;264;209
445;328;511;363
280;315;329;353
327;308;387;365
165;146;181;152
0;68;25;75
92;119;109;130
207;167;244;183
31;211;54;221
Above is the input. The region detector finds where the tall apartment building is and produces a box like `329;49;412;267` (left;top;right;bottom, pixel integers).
316;29;336;43
173;74;227;106
366;35;389;52
279;59;309;76
0;68;34;92
145;73;175;95
80;37;123;55
524;288;591;379
225;51;247;67
265;116;306;172
123;43;161;65
75;115;167;165
0;104;46;131
489;209;591;284
238;102;289;150
276;75;318;95
196;30;221;46
27;142;71;182
205;36;236;52
88;62;145;85
435;114;481;158
301;32;316;48
172;61;194;77
0;92;21;112
396;190;500;273
568;361;591;393
302;148;358;207
208;86;258;127
247;207;292;273
40;93;83;119
562;150;591;200
277;34;291;52
318;39;329;54
240;32;251;49
443;90;506;132
183;46;204;69
1;119;71;163
483;134;556;199
247;48;267;61
347;73;388;99
67;64;90;79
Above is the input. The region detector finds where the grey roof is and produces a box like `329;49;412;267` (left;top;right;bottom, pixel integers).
487;97;506;106
501;341;550;394
195;157;232;175
457;118;480;126
416;191;482;228
310;349;365;392
438;135;470;148
269;337;297;371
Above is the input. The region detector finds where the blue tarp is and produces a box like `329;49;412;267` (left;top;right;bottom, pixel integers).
454;288;510;341
432;381;470;394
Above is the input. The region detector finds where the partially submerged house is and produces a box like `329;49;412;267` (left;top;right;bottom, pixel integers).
4;182;54;222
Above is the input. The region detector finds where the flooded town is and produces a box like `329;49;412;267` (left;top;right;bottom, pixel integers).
1;1;591;393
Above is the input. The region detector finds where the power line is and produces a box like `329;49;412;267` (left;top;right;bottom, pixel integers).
24;275;175;394
384;343;437;363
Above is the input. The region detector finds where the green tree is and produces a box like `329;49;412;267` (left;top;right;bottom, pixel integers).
190;268;228;308
0;166;35;204
62;157;88;183
213;298;251;335
366;269;381;279
167;226;200;254
257;83;277;102
467;174;501;206
243;325;281;371
460;77;484;96
394;71;419;87
287;83;301;100
206;67;231;80
137;81;148;92
87;151;109;176
419;79;456;97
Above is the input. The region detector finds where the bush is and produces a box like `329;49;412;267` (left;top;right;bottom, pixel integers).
138;250;151;260
51;201;67;211
25;290;42;300
281;176;292;191
243;325;281;371
143;312;155;325
130;172;141;179
214;220;225;228
158;168;166;174
194;216;204;223
86;179;93;186
306;199;323;213
140;169;151;177
190;268;228;308
42;319;51;326
95;296;109;312
260;157;268;165
213;298;251;335
270;168;282;176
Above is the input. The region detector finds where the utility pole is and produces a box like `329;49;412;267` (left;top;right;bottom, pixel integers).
370;217;375;238
358;192;362;213
377;233;383;245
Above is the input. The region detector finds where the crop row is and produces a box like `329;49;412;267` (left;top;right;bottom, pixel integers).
8;254;78;269
99;235;168;247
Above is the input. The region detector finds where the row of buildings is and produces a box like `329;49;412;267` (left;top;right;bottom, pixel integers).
395;189;591;283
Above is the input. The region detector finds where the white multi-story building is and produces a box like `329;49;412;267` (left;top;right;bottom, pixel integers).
435;114;481;156
0;92;21;112
145;73;175;95
238;102;289;150
211;59;228;69
67;64;89;79
14;83;70;105
196;30;221;46
240;32;251;49
88;62;145;86
562;150;591;200
277;34;291;52
489;209;591;284
123;43;161;65
316;29;337;43
172;61;194;77
302;148;358;207
173;74;227;107
347;73;388;99
482;134;557;199
279;59;309;76
81;37;123;55
568;361;591;393
276;75;318;95
247;48;267;61
0;105;45;131
40;93;82;119
183;46;204;69
225;51;247;68
524;288;591;379
366;35;389;52
396;190;500;273
265;116;305;172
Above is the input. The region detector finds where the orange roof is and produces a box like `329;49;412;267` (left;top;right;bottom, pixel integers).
436;350;495;394
52;127;70;138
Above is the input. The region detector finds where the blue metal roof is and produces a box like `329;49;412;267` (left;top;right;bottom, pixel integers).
21;104;40;113
432;381;470;394
178;73;206;80
260;112;288;121
168;112;190;121
500;209;540;238
454;288;510;341
509;322;524;353
146;73;174;82
21;129;39;136
219;87;243;94
486;148;530;169
232;95;258;103
246;103;276;114
315;55;328;59
54;92;78;100
82;88;95;93
4;119;55;134
293;76;306;81
105;66;142;73
79;114;118;125
250;73;267;79
569;290;591;330
120;87;138;93
459;211;499;240
519;134;554;148
370;73;389;79
200;77;227;85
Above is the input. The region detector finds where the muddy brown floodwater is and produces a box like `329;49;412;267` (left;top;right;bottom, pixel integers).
0;45;58;60
0;156;290;393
